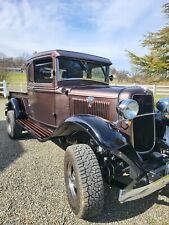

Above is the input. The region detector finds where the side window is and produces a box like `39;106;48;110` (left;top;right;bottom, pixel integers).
34;58;53;83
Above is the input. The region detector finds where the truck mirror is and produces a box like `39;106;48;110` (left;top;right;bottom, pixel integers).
109;75;113;81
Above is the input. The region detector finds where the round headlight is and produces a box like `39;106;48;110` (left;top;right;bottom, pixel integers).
117;99;139;120
156;98;169;113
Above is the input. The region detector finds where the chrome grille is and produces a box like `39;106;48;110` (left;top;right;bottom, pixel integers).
132;95;155;152
73;98;110;120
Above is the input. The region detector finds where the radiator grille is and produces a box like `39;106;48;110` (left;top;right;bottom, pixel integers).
133;95;155;152
73;98;110;120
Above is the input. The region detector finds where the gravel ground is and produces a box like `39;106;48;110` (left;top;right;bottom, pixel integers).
0;97;169;225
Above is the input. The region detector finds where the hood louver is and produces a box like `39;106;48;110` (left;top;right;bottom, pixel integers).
72;98;110;120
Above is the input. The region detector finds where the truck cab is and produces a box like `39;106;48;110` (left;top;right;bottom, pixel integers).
24;50;112;130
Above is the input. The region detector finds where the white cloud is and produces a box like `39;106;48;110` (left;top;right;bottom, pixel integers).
84;0;152;31
0;0;167;70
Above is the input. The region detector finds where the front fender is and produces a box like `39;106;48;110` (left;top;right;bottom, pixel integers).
54;115;143;170
54;115;127;151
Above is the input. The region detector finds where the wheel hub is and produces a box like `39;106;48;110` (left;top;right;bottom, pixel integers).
7;117;12;134
67;162;77;199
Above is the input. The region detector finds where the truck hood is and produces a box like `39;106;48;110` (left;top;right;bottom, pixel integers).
58;80;155;153
58;79;150;99
68;84;150;100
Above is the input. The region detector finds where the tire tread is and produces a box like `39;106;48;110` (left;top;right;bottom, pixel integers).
65;144;104;219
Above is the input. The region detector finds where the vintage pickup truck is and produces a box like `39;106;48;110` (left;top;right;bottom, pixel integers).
5;50;169;219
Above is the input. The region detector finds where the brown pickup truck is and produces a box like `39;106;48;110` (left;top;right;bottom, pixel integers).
5;50;169;219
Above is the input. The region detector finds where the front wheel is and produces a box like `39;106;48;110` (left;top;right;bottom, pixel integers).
6;110;22;139
64;144;104;219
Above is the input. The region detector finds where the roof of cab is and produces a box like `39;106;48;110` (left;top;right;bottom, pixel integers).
27;49;112;65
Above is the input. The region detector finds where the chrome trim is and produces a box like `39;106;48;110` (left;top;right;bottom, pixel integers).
137;112;156;154
132;95;156;154
131;117;134;148
135;112;156;118
67;162;77;199
86;96;95;108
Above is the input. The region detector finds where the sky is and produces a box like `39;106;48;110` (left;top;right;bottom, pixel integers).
0;0;168;71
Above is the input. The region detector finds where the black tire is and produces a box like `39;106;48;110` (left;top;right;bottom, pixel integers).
64;144;104;219
6;110;22;139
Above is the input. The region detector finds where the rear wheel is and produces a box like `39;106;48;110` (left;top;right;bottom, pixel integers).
64;144;104;219
6;110;22;139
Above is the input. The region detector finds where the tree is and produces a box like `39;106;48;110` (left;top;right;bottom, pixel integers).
110;67;132;83
0;52;29;80
0;53;8;80
127;3;169;79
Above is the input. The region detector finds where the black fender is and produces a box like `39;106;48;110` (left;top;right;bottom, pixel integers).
6;98;26;119
54;115;127;150
54;115;143;171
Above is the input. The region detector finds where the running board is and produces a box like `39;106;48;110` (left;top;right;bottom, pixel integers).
17;118;53;141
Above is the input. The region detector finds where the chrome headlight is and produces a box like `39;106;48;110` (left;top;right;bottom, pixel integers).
117;99;139;120
156;98;169;113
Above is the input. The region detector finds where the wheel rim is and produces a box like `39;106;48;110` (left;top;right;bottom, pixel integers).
67;162;77;199
7;117;12;134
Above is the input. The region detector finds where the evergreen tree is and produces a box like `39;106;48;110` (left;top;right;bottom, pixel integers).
127;3;169;77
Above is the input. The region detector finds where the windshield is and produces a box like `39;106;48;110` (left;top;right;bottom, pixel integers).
58;58;109;83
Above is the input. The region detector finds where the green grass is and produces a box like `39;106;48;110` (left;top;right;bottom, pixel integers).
3;73;169;101
154;95;166;103
6;72;27;84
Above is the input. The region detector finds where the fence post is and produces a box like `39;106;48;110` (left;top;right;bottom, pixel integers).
3;80;7;98
153;84;156;96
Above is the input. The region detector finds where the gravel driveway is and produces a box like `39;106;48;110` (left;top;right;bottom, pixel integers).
0;97;169;225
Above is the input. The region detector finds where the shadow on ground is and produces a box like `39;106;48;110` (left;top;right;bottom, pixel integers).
0;120;26;171
88;181;169;223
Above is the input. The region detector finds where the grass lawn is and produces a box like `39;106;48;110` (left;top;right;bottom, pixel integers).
3;72;27;92
154;95;166;103
2;73;169;101
6;72;26;84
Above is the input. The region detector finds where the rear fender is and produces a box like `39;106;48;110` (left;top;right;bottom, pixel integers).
6;98;26;119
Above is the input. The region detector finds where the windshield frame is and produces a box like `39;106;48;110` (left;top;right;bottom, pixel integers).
57;57;110;84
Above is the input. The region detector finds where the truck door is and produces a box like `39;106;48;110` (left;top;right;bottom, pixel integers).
28;56;56;128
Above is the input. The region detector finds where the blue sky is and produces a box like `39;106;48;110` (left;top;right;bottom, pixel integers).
0;0;168;71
